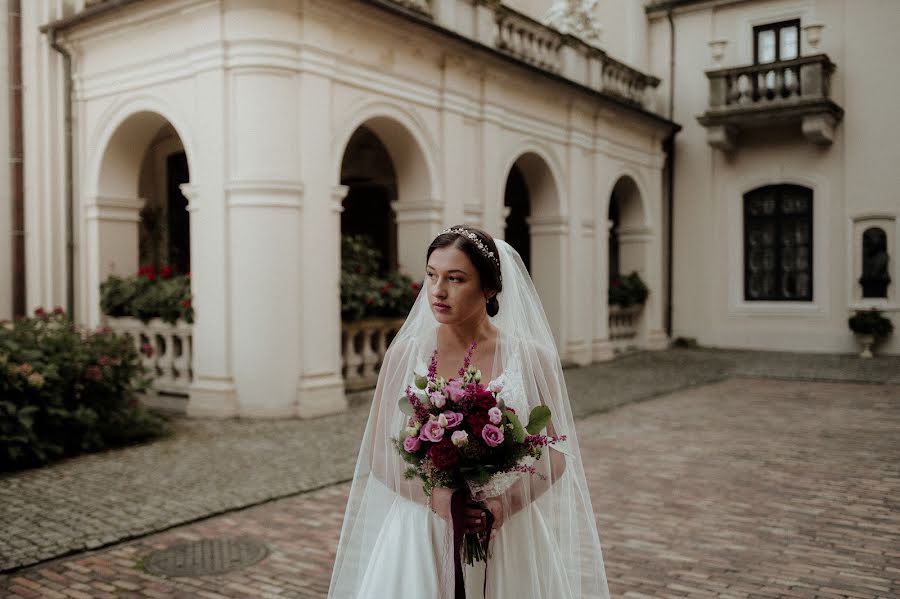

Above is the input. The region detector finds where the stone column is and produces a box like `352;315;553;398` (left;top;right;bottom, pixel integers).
83;194;142;327
295;53;347;418
528;215;569;352
392;199;445;276
643;164;668;351
225;66;305;417
592;218;615;361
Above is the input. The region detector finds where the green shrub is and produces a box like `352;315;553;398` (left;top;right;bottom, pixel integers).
100;265;193;324
341;235;420;322
848;308;894;337
0;309;168;471
609;272;649;307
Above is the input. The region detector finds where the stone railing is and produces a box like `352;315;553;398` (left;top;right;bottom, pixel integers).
106;317;193;396
495;8;564;72
342;317;407;391
699;54;843;148
707;54;835;109
599;55;656;107
608;304;642;344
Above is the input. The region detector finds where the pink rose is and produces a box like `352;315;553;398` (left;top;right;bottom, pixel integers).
488;407;502;425
403;435;422;452
419;419;445;443
446;379;465;402
442;411;464;429
489;381;504;394
481;424;504;447
429;391;446;408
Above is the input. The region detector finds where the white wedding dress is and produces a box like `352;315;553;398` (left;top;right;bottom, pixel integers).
328;239;610;599
353;366;574;599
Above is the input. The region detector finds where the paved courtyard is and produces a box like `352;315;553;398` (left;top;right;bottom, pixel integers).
2;376;898;598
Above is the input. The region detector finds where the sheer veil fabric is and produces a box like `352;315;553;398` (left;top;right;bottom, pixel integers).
328;240;610;599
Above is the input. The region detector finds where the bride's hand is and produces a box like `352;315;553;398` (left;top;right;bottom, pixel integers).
483;496;505;538
431;486;454;520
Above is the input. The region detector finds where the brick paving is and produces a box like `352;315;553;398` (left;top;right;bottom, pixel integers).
2;377;898;598
1;348;898;573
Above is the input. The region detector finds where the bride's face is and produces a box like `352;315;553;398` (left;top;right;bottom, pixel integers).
426;246;489;325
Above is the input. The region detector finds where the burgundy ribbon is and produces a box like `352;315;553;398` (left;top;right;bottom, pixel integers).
450;489;494;599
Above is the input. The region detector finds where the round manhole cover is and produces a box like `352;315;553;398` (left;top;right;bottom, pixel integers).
144;537;269;577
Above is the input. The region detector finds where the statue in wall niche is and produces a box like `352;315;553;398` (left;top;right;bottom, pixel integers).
544;0;603;44
860;227;890;298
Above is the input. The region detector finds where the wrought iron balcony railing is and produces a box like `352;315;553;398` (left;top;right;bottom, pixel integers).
698;54;843;151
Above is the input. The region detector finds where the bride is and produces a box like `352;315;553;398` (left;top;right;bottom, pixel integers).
328;226;610;598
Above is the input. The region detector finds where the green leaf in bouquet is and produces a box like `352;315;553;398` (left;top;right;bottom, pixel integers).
525;406;551;435
504;408;526;443
415;375;428;390
398;396;414;417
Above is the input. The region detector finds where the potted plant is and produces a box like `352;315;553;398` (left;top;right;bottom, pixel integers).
847;308;894;358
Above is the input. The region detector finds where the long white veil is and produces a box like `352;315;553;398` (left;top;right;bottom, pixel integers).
329;239;610;598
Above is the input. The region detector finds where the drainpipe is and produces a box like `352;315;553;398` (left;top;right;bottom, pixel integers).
9;0;25;317
664;6;676;338
47;27;75;318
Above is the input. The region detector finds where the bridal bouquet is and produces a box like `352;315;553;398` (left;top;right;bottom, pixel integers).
392;343;566;564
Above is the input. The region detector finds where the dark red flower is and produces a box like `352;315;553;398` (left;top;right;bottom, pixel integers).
411;281;421;290
182;299;191;308
465;411;491;437
140;343;155;358
52;306;65;315
471;386;497;411
161;265;174;279
34;307;46;317
98;356;111;366
427;438;459;470
85;366;103;382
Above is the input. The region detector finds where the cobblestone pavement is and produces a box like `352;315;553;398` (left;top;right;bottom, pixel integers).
1;377;898;598
1;348;898;574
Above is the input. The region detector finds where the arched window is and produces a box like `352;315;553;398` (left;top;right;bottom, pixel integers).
743;184;813;301
860;227;890;298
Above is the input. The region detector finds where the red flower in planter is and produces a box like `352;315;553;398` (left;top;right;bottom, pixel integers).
34;307;47;319
161;265;174;280
52;306;65;315
140;343;155;358
182;299;191;309
85;366;103;382
98;355;111;367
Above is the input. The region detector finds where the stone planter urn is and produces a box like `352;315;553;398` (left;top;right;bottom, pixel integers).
855;333;875;359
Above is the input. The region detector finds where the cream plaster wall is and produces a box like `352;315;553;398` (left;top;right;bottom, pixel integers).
648;0;900;355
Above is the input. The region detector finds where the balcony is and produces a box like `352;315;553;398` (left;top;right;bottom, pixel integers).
698;54;843;151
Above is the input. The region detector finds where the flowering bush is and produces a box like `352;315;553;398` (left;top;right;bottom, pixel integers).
0;309;168;471
100;265;193;324
608;271;649;307
848;308;894;337
341;235;421;322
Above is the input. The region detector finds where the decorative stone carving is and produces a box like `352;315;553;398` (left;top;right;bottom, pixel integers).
544;0;603;43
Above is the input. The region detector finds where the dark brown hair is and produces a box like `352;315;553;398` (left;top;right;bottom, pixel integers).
427;226;503;316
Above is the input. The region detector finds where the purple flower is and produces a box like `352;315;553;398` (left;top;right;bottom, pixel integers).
488;407;502;425
481;424;504;447
419;419;445;443
442;411;464;429
451;430;469;447
429;391;446;408
403;435;422;452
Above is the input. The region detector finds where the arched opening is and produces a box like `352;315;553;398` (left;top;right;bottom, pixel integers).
502;151;564;345
504;164;531;271
339;126;397;273
137;123;191;275
90;111;193;325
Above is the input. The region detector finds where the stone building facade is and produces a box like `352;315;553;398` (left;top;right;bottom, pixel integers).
3;0;675;417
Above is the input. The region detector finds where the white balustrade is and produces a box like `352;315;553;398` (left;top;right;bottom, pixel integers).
342;318;407;391
106;317;193;396
495;11;563;72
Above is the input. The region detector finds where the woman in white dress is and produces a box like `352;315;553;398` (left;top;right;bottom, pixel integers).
329;226;610;599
